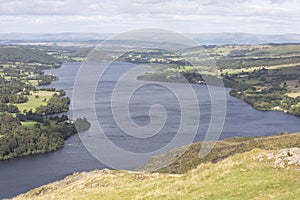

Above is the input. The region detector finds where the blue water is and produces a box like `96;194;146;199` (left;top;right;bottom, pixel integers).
0;62;299;199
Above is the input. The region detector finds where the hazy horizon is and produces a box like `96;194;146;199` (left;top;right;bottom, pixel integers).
1;32;300;35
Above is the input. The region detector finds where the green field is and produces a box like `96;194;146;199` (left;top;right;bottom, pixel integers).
14;91;55;113
21;121;42;128
247;44;300;57
221;62;300;75
21;119;57;128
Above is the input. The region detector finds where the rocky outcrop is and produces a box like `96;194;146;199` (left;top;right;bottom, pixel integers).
274;148;300;168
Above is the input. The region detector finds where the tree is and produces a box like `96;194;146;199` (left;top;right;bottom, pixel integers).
75;117;91;132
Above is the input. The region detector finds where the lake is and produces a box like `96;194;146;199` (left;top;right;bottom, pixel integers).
0;62;299;199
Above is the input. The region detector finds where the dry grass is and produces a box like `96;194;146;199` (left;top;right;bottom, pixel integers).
13;133;300;200
13;148;300;200
286;93;300;98
140;132;300;174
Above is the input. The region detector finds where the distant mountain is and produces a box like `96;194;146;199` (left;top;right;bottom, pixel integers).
1;32;300;45
0;33;112;42
188;33;300;45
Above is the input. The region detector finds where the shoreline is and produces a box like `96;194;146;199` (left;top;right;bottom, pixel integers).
2;62;300;199
13;132;300;199
0;63;77;161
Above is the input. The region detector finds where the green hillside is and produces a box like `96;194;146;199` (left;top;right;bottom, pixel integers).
140;132;300;174
13;133;300;200
0;46;60;64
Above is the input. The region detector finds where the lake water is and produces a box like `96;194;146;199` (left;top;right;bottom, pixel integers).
0;62;299;199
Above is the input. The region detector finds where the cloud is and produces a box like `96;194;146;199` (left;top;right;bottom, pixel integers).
0;0;299;33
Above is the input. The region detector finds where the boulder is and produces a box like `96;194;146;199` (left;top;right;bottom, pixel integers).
274;148;300;168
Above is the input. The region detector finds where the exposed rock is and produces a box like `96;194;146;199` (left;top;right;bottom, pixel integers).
266;153;275;160
258;154;264;162
274;148;300;168
258;152;274;162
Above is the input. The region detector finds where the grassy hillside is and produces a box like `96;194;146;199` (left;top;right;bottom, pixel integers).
140;132;300;174
0;46;60;64
14;148;300;200
13;133;300;200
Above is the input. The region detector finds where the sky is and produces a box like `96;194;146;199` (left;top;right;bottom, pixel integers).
0;0;299;34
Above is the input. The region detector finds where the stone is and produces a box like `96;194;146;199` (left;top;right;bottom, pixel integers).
274;148;300;168
266;153;274;160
